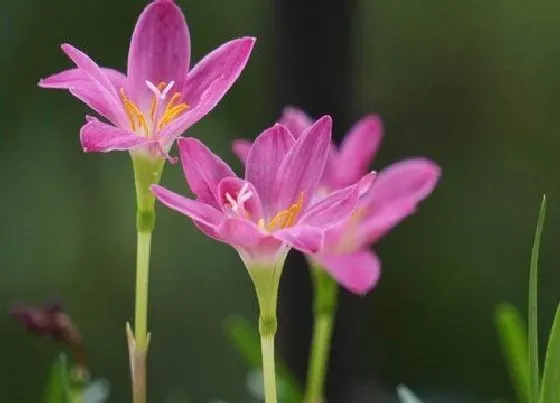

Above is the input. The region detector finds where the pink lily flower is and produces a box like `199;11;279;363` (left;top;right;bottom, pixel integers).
39;0;255;159
151;116;373;268
233;107;441;294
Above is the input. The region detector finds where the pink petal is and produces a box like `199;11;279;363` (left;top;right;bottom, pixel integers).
273;225;324;254
217;177;263;220
277;106;313;138
59;44;128;127
273;115;332;214
314;249;381;295
218;218;283;264
158;37;256;146
232;139;252;164
127;0;190;104
357;200;417;246
177;137;237;209
359;158;441;244
246;124;295;216
40;68;129;124
336;115;383;186
363;158;441;211
79;116;150;153
39;68;127;90
300;183;359;229
358;171;377;196
151;184;224;240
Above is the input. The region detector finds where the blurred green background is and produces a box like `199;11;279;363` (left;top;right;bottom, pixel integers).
2;0;560;402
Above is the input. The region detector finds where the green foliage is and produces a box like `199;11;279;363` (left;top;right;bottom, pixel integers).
540;303;560;403
43;354;71;403
529;195;546;403
495;303;530;403
224;315;303;403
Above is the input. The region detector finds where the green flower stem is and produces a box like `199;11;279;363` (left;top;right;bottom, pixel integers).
304;262;339;403
128;154;165;403
134;229;152;350
247;258;285;403
261;333;277;403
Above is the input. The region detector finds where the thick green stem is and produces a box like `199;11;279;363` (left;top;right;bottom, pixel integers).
261;334;277;403
128;153;165;403
304;263;339;403
134;228;152;350
247;257;285;403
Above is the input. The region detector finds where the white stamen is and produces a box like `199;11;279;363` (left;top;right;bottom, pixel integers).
225;183;253;214
225;192;239;212
237;183;253;206
145;80;175;100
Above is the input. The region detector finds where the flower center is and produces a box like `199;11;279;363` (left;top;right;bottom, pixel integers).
119;80;189;137
225;183;253;217
259;193;304;232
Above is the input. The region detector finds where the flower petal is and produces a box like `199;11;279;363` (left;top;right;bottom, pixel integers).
232;139;252;164
359;158;441;244
273;115;332;213
336;115;383;186
273;225;324;254
358;171;377;196
79;117;150;152
177;137;237;209
300;182;359;228
127;0;190;104
158;37;256;146
277;106;313;138
39;67;127;90
363;158;441;211
151;184;224;239
246;124;295;216
59;44;128;127
314;249;381;295
218;218;283;264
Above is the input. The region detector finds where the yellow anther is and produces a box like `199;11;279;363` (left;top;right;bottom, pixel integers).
265;193;304;232
167;92;182;109
120;84;189;135
157;103;189;130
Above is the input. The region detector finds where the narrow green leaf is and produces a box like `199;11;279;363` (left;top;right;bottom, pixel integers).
224;315;262;368
224;315;303;403
43;354;71;403
495;303;531;403
540;303;560;403
529;195;546;403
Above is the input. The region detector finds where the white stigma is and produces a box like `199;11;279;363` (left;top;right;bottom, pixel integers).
145;80;175;100
226;183;253;213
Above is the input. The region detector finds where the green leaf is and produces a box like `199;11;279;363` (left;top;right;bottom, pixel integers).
495;303;530;403
529;195;546;403
43;354;71;403
224;315;303;403
540;303;560;403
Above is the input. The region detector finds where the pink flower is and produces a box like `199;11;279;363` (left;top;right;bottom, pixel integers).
233;107;441;294
152;116;371;268
39;0;255;159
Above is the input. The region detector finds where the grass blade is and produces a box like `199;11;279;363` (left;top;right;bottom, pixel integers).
43;354;70;403
529;195;546;403
495;303;530;403
540;303;560;403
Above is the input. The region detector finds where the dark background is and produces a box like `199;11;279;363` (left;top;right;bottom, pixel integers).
2;0;560;402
